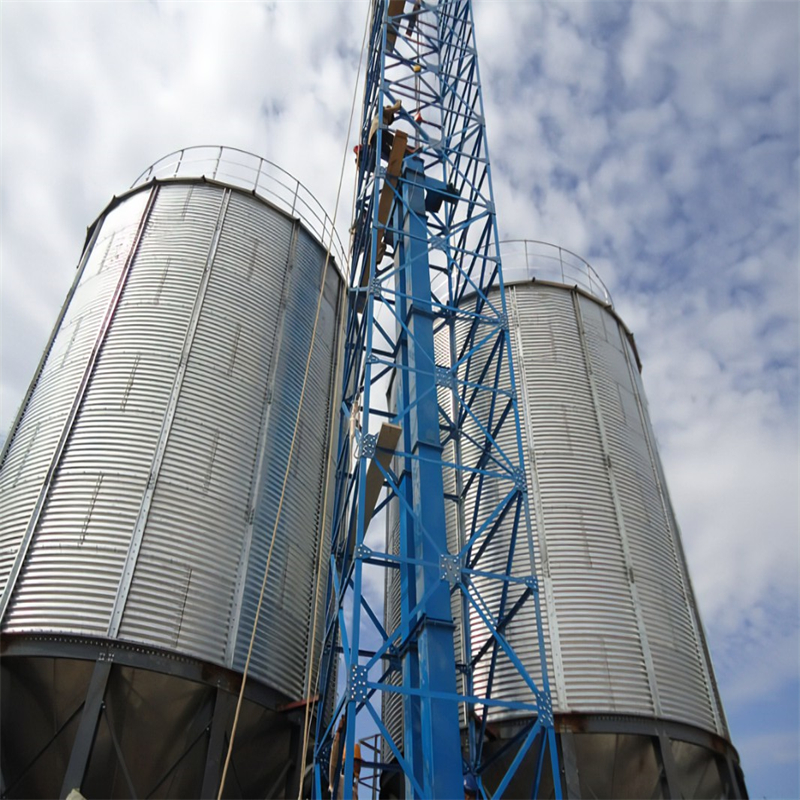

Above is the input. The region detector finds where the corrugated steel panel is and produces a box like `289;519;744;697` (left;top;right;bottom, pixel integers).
0;179;343;703
0;190;153;615
451;280;724;735
234;226;343;698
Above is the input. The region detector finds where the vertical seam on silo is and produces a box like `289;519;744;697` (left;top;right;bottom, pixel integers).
120;354;140;412
572;290;662;718
225;217;301;669
0;217;102;473
60;318;83;368
153;257;169;305
301;267;346;699
80;475;104;546
509;286;568;711
13;422;40;488
106;187;232;640
619;326;725;736
0;185;159;624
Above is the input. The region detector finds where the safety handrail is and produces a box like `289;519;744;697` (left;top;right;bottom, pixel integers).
500;239;612;305
132;146;347;273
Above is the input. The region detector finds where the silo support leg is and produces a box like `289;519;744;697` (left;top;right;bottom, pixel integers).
200;688;235;799
723;752;744;800
655;731;681;800
559;732;581;800
285;716;305;800
59;660;112;800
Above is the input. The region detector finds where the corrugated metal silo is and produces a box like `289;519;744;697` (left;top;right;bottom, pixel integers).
382;241;746;798
466;241;746;798
0;147;345;799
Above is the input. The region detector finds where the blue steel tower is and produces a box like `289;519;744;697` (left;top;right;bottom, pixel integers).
314;2;560;797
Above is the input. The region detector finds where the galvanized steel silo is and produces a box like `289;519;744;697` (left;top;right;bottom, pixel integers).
469;241;745;798
0;147;344;799
382;241;746;798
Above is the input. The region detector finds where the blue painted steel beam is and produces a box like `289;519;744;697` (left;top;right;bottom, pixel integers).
396;155;463;797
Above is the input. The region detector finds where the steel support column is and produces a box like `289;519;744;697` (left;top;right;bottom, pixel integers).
200;688;235;799
59;660;112;800
397;226;424;795
396;157;462;797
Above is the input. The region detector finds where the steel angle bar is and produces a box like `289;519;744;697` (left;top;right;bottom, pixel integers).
461;442;515;504
388;284;501;325
359;592;389;642
458;485;518;559
477;502;523;749
4;700;84;797
361;550;439;573
317;693;348;762
454;381;511;442
462;567;533;593
441;367;514;411
101;703;138;799
452;394;517;473
144;722;213;799
464;572;511;628
369;456;444;557
452;324;507;373
60;660;112;798
369;487;397;522
455;325;504;394
369;452;517;561
461;583;541;697
368;681;538;715
474;718;539;776
363;701;425;799
456;384;512;455
370;317;398;351
455;262;500;309
381;302;437;371
468;502;520;571
463;410;516;496
366;363;396;386
492;722;545;800
451;263;502;313
363;570;449;672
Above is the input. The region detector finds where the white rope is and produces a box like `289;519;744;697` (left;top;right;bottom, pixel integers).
296;3;374;797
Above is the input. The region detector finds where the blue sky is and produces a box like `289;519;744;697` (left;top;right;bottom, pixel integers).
1;2;798;797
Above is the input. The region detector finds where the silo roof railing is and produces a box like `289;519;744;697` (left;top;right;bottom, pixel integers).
500;239;612;306
133;146;347;272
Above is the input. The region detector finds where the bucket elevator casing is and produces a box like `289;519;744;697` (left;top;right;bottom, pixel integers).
382;241;746;799
0;147;344;799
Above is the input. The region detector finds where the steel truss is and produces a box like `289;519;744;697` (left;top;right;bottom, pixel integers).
314;2;560;797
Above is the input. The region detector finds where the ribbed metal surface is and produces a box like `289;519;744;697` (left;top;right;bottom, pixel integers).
0;190;154;622
0;177;343;702
468;278;725;735
382;267;727;746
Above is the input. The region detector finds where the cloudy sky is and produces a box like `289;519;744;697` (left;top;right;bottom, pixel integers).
1;1;797;797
